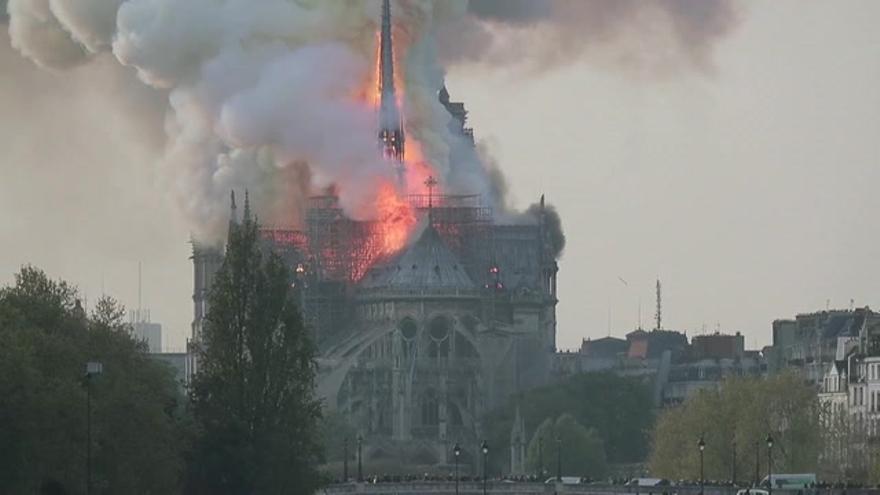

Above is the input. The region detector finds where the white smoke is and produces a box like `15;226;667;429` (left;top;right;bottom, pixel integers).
5;0;741;241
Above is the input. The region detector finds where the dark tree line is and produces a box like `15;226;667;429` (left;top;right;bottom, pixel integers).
0;267;187;493
0;208;323;493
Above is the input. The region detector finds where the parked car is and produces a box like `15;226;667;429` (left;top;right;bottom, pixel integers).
544;477;582;485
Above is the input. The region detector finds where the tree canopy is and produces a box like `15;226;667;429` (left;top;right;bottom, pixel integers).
187;209;323;493
649;372;820;482
486;371;654;475
0;266;187;494
526;414;608;479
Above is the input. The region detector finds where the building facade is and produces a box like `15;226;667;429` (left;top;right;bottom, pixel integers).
815;308;880;480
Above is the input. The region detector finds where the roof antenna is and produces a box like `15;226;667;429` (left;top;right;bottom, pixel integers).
655;278;662;331
137;261;142;323
638;297;642;330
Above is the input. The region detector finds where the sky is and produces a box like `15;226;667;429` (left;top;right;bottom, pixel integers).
1;1;879;352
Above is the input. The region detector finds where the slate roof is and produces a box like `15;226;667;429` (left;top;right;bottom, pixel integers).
360;223;476;291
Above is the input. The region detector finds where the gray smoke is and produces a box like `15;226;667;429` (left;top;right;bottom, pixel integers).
527;202;566;258
4;0;743;245
444;0;742;73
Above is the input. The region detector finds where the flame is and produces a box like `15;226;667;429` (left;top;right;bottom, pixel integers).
375;181;417;256
344;26;439;275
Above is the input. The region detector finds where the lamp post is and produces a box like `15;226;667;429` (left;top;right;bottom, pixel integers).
698;435;706;495
343;436;349;482
481;440;489;495
85;361;103;495
357;435;363;482
732;441;737;486
754;440;759;486
766;434;774;495
538;437;544;480
453;443;461;495
556;435;562;482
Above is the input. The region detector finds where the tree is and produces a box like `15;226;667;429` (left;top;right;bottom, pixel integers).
187;207;323;494
818;396;880;484
0;266;187;493
525;414;607;479
649;372;820;481
485;372;654;474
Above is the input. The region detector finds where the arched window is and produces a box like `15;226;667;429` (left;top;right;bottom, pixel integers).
399;317;417;340
421;389;439;426
427;316;450;358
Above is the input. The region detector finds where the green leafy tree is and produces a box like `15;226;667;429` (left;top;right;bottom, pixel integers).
187;207;323;494
525;414;607;479
0;266;187;493
486;372;654;473
649;372;820;481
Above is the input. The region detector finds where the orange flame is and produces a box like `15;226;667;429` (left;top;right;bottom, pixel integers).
352;28;439;264
375;181;417;256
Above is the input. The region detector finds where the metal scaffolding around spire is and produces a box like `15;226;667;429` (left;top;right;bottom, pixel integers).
378;0;405;176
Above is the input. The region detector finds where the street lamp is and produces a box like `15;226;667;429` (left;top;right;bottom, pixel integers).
556;435;562;482
732;441;737;486
481;440;489;495
698;435;706;495
85;361;103;495
754;440;759;486
343;436;349;482
766;433;774;495
357;435;363;482
538;437;544;479
453;443;461;495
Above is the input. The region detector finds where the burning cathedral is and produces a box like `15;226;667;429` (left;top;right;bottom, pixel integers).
190;0;560;469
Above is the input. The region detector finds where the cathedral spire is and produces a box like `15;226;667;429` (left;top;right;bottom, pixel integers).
378;0;405;178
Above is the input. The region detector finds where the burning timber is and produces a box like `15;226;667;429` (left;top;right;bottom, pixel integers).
189;0;561;471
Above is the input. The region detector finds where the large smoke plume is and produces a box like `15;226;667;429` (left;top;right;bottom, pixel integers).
5;0;740;245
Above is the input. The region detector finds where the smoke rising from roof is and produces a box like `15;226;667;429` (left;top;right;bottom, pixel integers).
4;0;742;244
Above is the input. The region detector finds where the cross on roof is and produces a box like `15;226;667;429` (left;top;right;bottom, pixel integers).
424;175;438;210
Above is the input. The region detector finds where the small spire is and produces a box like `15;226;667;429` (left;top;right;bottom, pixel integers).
230;190;238;223
243;189;251;222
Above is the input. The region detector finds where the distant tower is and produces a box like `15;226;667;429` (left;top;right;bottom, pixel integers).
655;278;662;330
378;0;405;181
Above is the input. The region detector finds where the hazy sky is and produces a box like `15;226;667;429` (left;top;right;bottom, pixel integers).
2;1;879;351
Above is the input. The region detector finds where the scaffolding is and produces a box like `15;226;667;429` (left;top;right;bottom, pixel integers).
257;192;551;348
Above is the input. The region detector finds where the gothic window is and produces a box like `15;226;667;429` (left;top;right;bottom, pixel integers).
429;316;450;340
421;389;439;426
428;316;450;358
400;318;417;340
